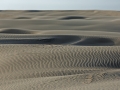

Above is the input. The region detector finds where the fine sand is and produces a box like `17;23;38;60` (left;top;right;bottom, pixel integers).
0;10;120;90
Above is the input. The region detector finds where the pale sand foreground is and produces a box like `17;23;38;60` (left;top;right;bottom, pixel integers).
0;10;120;90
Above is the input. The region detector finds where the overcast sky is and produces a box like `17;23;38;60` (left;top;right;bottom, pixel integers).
0;0;120;10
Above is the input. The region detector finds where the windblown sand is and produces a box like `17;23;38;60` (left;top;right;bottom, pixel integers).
0;10;120;90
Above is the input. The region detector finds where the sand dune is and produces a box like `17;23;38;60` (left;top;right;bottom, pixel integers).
0;10;120;90
0;29;36;34
15;17;32;19
60;16;87;20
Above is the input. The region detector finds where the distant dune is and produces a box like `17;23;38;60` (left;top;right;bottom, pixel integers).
0;10;120;90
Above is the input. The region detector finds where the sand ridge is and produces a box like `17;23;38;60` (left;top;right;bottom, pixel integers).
0;30;119;45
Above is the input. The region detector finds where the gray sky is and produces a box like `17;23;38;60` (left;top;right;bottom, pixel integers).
0;0;120;10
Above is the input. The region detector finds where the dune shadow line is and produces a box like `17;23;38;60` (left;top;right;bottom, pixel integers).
60;16;86;20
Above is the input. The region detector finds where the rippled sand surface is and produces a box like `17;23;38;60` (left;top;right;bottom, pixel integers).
0;10;120;90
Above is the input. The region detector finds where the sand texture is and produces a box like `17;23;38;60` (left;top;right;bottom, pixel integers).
0;10;120;90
